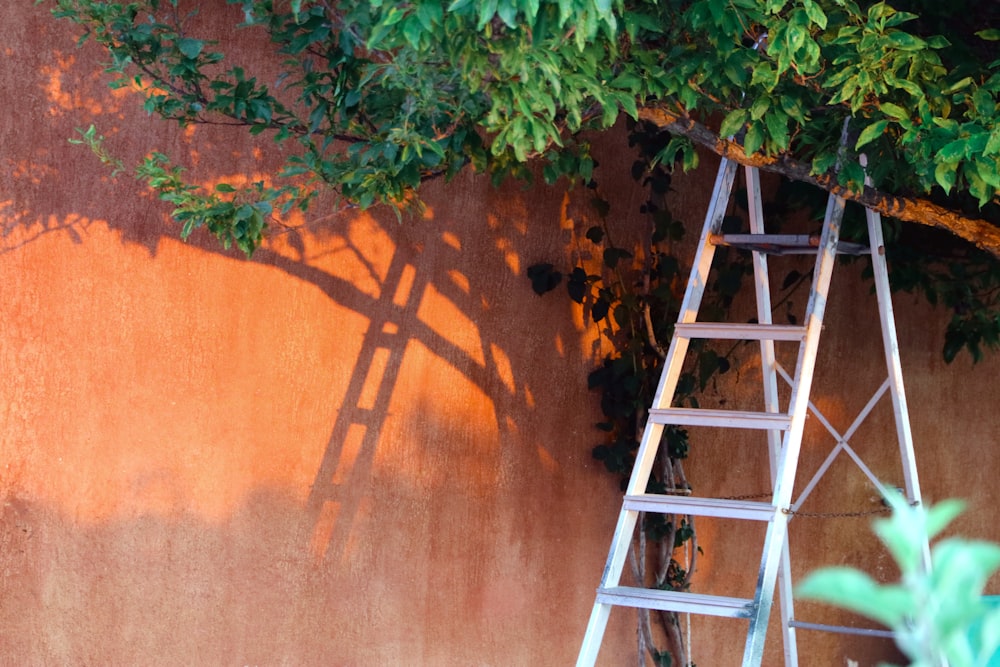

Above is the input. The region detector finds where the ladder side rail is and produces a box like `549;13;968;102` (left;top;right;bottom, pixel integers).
744;165;800;667
776;522;797;667
577;510;642;665
864;208;921;506
648;158;741;412
628;155;741;505
858;153;931;586
864;205;932;580
743;192;846;665
860;154;921;508
576;157;740;667
744;166;784;476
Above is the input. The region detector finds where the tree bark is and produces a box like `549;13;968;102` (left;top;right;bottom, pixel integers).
637;105;1000;259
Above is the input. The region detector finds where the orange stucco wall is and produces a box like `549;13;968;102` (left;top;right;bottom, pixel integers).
3;5;1000;666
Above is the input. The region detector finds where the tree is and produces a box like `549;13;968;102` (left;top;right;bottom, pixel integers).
45;0;1000;252
44;0;1000;362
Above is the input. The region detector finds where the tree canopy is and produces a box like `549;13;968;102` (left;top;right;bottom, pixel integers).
46;0;1000;255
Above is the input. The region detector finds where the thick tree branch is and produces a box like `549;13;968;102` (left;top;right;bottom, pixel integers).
637;105;1000;259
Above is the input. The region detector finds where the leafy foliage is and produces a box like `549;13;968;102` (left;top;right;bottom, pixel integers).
45;0;625;248
44;0;1000;251
799;492;1000;667
44;0;1000;360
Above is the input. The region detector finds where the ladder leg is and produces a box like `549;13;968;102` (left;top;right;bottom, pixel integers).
865;209;920;504
744;165;782;480
864;206;931;570
577;512;639;667
744;165;799;666
576;603;613;667
859;154;930;571
744;192;845;665
777;539;797;667
577;432;660;667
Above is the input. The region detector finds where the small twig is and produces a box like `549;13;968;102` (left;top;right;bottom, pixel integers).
644;301;667;359
683;518;698;590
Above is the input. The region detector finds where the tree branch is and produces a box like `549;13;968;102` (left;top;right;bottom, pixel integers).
637;104;1000;259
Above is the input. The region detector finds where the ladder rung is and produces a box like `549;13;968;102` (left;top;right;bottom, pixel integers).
624;494;776;521
596;586;754;618
788;620;894;639
675;322;806;341
709;233;868;255
649;408;791;430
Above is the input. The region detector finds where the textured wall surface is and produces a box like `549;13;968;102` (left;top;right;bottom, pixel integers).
2;5;999;667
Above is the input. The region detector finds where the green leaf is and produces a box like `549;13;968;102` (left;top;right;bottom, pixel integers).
887;31;926;51
743;123;765;155
942;76;974;95
880;102;909;120
855;120;889;149
764;111;789;149
801;0;827;29
749;96;770;121
943;328;965;363
720;109;748;139
496;0;517;28
923;498;967;541
477;0;499;29
214;183;237;193
176;38;204;59
937;139;968;163
797;568;912;627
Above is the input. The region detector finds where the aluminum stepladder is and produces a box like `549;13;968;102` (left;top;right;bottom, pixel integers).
576;155;927;666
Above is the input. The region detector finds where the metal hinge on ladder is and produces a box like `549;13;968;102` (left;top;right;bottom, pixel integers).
575;156;927;666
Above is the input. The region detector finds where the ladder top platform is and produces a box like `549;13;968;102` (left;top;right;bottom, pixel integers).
710;233;869;256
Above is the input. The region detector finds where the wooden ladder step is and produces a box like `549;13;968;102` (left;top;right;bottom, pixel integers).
596;586;755;618
623;494;776;521
709;233;868;255
675;322;806;341
649;408;791;430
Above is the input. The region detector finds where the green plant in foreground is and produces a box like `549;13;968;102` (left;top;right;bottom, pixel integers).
798;492;1000;667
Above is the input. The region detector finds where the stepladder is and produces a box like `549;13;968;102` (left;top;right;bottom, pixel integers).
576;156;928;666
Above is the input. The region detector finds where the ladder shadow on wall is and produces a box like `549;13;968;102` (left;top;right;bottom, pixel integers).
251;211;559;565
301;241;421;563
